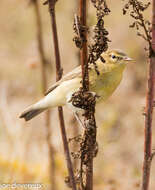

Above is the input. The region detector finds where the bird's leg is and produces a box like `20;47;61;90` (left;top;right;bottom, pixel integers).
74;112;85;128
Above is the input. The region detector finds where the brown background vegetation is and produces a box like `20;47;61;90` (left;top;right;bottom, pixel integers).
0;0;154;189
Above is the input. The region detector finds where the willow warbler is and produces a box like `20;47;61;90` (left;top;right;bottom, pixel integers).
20;49;133;121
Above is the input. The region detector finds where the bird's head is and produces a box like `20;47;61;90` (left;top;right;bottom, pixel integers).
101;49;133;65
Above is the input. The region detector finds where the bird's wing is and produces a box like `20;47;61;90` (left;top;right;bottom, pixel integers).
45;61;112;95
45;66;82;95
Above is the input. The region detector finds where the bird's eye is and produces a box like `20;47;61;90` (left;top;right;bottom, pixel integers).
111;54;116;59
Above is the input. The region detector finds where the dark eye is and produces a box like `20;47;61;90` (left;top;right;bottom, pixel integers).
111;54;116;59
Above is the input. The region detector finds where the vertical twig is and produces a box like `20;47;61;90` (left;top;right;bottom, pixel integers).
122;1;155;189
79;0;89;91
79;1;96;190
33;1;56;189
73;1;110;189
79;1;92;189
47;1;77;190
142;1;155;189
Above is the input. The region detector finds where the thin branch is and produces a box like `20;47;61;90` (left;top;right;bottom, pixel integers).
123;1;155;189
79;1;96;190
79;0;89;91
79;1;94;189
142;0;155;189
33;1;56;189
47;1;77;190
72;1;110;189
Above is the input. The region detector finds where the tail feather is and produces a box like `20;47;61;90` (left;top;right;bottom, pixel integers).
19;107;45;121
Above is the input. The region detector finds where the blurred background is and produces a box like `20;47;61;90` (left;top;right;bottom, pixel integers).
0;0;154;189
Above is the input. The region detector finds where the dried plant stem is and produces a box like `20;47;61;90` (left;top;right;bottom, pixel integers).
33;1;56;189
79;1;97;190
79;0;89;91
123;1;155;189
48;1;77;190
142;1;155;190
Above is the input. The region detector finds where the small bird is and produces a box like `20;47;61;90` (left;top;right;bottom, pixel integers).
19;49;133;121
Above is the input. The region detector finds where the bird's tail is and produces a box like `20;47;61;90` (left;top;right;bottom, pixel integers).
19;106;46;121
19;89;60;121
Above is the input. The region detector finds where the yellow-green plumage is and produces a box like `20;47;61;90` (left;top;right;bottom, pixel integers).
19;49;132;121
89;62;126;102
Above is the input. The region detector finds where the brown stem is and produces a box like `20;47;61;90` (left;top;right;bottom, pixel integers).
79;1;97;190
79;0;89;91
141;1;155;190
48;1;77;190
79;0;89;188
33;1;56;189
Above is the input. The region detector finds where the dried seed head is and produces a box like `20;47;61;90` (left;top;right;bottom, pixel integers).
123;0;152;53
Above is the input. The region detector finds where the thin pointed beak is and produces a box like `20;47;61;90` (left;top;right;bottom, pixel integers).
124;56;134;62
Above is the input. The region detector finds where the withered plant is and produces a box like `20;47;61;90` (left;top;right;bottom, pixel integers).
44;0;77;190
123;1;155;190
72;1;110;189
31;1;155;190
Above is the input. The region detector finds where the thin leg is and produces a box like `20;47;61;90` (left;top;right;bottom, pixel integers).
74;112;85;128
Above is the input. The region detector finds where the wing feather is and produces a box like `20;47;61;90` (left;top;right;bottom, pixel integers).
45;62;112;96
45;66;81;95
